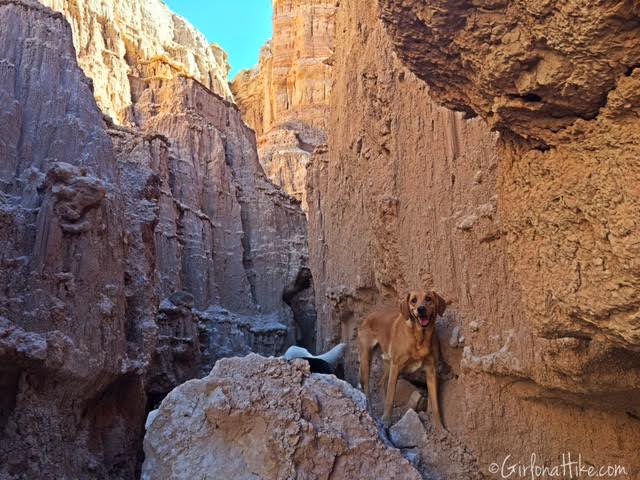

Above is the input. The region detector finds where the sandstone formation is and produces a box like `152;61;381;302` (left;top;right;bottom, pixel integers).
378;0;640;146
232;0;337;210
40;0;233;124
0;2;142;477
142;354;422;480
378;0;640;354
0;0;313;477
306;0;640;477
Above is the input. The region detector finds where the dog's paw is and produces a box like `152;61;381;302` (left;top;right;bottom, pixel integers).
381;414;392;428
431;419;448;438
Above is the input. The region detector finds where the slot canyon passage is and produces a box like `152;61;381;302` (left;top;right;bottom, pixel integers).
0;0;639;478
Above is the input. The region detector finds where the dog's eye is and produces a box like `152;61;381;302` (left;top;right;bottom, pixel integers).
410;297;417;304
425;297;432;302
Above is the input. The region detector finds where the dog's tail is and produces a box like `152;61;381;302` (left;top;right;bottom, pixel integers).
283;345;313;361
316;342;347;367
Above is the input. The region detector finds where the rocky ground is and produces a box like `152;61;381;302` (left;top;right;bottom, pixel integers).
142;355;422;480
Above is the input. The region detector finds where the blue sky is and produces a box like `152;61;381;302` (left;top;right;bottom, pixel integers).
165;0;273;80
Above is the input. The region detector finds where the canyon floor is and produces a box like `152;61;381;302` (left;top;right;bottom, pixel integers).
1;0;639;479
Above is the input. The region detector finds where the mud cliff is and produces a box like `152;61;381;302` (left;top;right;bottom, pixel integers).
379;0;640;352
307;0;640;477
0;0;311;478
232;0;337;210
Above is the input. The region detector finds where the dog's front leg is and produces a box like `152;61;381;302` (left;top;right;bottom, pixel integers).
358;342;372;398
382;361;400;427
425;357;443;429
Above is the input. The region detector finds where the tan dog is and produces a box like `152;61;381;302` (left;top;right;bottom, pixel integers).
358;290;447;428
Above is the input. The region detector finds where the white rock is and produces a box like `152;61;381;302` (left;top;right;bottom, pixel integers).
389;409;428;449
142;355;422;480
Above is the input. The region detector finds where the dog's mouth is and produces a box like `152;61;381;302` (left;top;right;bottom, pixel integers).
418;315;431;327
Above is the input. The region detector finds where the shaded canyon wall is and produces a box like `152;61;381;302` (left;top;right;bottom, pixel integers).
0;0;312;478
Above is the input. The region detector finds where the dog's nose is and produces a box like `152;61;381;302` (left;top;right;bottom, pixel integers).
417;306;427;316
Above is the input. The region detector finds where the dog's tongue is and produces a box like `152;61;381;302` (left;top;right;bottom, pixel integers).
419;317;430;327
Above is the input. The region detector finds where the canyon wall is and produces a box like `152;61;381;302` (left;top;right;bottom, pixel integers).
0;0;312;478
231;0;337;210
0;2;144;477
307;0;640;477
378;0;640;354
40;0;232;125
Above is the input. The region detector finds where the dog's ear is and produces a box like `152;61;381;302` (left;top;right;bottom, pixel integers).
400;292;411;319
433;291;447;317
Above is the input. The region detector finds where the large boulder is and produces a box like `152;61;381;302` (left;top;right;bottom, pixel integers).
142;355;421;480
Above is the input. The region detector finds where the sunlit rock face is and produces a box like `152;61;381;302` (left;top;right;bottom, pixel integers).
377;0;640;351
232;0;338;211
305;0;640;477
40;0;233;124
234;0;336;137
37;0;313;360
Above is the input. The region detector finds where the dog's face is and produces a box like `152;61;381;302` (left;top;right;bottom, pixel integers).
400;290;446;328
